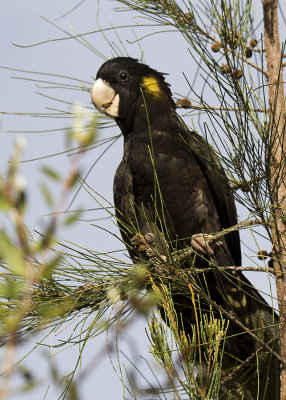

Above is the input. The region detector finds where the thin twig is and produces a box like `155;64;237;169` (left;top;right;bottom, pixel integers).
176;103;265;112
187;265;274;274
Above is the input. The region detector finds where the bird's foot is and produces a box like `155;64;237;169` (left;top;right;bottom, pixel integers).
191;233;215;257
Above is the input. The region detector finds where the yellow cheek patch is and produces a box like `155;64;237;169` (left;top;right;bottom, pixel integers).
141;76;162;98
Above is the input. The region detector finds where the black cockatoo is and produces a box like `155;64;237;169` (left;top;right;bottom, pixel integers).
91;57;279;399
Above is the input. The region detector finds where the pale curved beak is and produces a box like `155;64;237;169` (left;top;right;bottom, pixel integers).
91;78;120;118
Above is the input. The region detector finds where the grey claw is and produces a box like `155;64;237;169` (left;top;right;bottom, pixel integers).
191;234;214;257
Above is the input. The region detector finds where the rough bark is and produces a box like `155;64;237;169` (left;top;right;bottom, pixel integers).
263;0;286;398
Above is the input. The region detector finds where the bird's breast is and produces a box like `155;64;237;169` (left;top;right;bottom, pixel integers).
123;133;220;241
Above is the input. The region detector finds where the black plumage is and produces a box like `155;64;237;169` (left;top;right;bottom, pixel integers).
91;57;279;399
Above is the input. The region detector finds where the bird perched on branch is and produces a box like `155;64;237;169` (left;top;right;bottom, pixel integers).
91;57;279;399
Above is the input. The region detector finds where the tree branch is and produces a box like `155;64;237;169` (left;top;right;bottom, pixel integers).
263;0;286;397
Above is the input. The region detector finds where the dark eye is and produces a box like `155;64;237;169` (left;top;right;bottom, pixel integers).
119;72;128;81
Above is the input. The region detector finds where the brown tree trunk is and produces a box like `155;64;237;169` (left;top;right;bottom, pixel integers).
263;0;286;398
